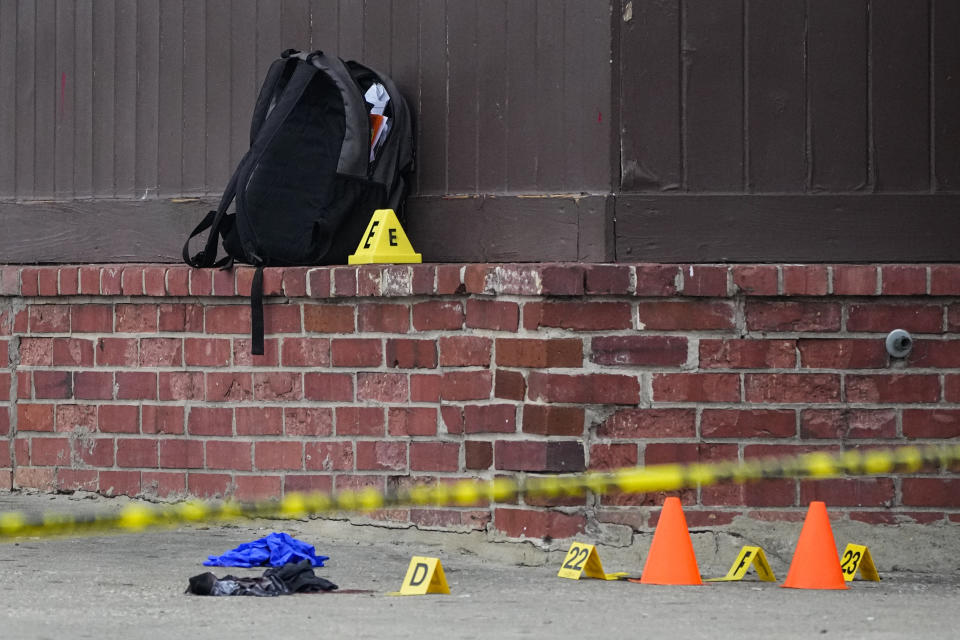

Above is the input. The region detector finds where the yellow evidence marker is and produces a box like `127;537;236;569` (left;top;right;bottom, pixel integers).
557;542;629;581
840;544;880;582
388;556;451;595
348;209;422;264
706;546;776;582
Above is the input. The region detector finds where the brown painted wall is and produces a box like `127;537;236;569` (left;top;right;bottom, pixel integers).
615;0;960;262
0;0;613;202
619;0;960;194
0;0;957;263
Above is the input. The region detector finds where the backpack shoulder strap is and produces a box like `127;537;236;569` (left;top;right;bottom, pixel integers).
249;50;300;145
305;52;370;178
181;170;241;268
183;52;320;271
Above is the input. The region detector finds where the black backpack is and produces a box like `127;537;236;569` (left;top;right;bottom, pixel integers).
183;49;415;354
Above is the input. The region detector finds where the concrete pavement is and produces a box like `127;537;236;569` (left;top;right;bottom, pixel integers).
2;491;959;639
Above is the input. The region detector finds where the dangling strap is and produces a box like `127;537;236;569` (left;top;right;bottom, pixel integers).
251;265;265;356
182;167;242;268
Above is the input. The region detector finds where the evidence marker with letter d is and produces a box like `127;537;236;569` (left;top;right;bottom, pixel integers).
388;556;451;595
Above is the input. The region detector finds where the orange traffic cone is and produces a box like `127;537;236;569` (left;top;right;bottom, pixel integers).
781;501;848;590
639;496;702;585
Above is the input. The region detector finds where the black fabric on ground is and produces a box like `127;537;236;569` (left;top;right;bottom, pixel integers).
187;559;338;596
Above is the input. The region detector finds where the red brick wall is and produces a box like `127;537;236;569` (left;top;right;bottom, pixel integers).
2;263;959;538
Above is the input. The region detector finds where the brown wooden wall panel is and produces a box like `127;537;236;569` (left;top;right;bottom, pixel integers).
534;1;566;192
934;0;960;191
447;0;480;194
405;195;612;263
0;0;613;205
337;0;365;61
617;194;960;262
0;0;17;197
309;0;339;61
871;0;930;192
158;0;184;196
683;0;745;191
231;0;260;169
565;1;614;190
620;0;680;191
256;1;283;82
34;0;55;199
181;1;207;196
137;0;161;199
73;0;94;199
282;0;313;50
1;1;955;265
114;0;137;198
620;0;957;198
416;0;447;195
54;0;74;200
0;195;614;264
746;0;805;192
389;2;419;102
808;0;868;192
0;200;211;263
205;0;234;194
504;0;538;192
362;0;393;72
91;1;114;198
15;0;36;199
477;0;509;193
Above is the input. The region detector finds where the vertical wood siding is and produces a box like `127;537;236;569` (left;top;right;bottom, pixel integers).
620;0;960;195
0;0;613;202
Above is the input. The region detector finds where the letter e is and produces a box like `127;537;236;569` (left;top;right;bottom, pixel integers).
364;220;380;249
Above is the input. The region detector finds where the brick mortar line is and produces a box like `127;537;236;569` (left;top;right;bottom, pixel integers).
13;329;960;337
10;362;703;372
11;288;960;303
11;364;960;372
13;325;960;343
15;328;960;341
20;434;956;446
13;465;956;481
5;338;15;480
2;297;23;484
13;401;960;411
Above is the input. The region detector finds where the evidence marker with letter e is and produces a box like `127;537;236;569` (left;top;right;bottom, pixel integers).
706;546;776;582
348;209;422;264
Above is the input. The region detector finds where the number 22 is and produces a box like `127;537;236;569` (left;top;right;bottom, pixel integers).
563;546;589;571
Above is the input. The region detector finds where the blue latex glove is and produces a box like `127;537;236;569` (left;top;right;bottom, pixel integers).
204;532;329;568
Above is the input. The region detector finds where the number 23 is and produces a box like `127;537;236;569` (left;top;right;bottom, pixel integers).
841;549;861;575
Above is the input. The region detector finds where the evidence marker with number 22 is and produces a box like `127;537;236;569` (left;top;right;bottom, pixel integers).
557;542;629;581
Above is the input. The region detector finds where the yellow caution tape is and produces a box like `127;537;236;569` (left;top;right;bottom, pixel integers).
1;443;959;540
